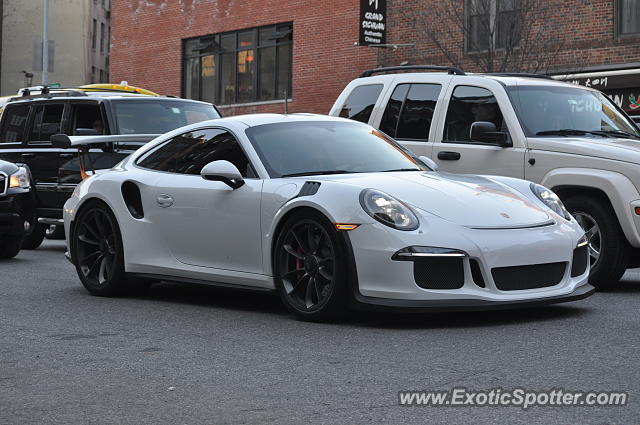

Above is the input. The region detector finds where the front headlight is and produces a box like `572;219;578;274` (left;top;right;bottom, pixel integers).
9;167;30;189
359;189;419;230
530;183;570;220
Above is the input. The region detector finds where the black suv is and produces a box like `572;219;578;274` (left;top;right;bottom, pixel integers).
0;160;36;258
0;89;221;249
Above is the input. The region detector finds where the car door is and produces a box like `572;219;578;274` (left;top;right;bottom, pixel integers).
136;127;263;274
24;102;66;210
430;83;525;178
375;83;443;158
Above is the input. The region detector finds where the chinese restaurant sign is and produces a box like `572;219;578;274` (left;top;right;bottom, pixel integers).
360;0;387;46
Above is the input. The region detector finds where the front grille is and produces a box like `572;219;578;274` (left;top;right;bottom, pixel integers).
491;262;566;291
571;245;589;277
413;257;464;289
0;173;6;196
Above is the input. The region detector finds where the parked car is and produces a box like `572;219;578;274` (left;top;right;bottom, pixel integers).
63;114;593;321
0;85;221;249
329;65;640;288
0;160;36;258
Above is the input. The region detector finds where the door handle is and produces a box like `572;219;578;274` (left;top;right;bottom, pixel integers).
156;194;174;208
437;151;461;161
21;153;35;159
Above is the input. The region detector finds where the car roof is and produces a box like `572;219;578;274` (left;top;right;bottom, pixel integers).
5;92;213;105
203;113;355;128
357;71;592;90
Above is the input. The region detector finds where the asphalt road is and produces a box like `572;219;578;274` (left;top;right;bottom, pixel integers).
1;240;639;424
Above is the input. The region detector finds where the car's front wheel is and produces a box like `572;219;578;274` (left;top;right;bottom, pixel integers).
274;210;348;321
564;195;629;289
71;200;148;296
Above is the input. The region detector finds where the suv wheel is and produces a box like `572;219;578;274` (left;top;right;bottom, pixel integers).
0;237;22;259
21;222;47;250
564;195;629;289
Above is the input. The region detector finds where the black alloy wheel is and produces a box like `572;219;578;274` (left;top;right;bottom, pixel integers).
275;211;348;321
72;201;146;296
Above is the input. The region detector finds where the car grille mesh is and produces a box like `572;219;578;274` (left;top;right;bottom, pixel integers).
413;258;464;289
571;245;589;277
491;262;566;291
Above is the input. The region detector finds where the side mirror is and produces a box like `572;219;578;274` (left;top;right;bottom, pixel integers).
201;160;245;189
418;155;438;171
470;121;511;147
75;128;99;136
50;134;72;149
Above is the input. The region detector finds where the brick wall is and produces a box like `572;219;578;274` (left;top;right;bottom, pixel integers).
110;0;378;116
380;0;640;74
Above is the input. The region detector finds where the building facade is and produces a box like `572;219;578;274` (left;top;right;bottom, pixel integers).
1;0;111;96
110;0;640;116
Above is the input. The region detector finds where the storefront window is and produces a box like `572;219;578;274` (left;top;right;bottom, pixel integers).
183;23;293;105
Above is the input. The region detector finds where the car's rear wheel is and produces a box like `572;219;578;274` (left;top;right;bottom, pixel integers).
274;210;348;321
71;200;147;296
0;237;22;259
564;195;629;289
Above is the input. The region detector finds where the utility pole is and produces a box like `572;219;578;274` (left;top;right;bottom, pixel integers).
42;0;49;85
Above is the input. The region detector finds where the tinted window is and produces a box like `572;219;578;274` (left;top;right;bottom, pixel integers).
113;100;220;134
0;105;30;143
137;128;254;177
396;84;441;140
338;84;383;123
379;84;409;137
444;86;505;142
29;104;64;143
71;103;105;135
245;121;426;178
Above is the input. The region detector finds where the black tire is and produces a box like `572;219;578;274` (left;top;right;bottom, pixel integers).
0;237;22;259
564;195;629;289
71;200;147;296
273;210;348;322
46;224;65;240
21;223;46;250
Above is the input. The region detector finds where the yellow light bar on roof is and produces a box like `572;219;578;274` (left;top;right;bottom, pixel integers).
79;83;160;96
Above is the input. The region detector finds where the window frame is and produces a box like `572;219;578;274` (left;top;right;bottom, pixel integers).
615;0;640;38
26;102;68;146
381;83;443;142
465;0;520;53
182;23;293;106
134;126;259;178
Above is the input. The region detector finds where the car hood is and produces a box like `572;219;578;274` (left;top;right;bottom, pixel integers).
308;172;551;228
527;136;640;164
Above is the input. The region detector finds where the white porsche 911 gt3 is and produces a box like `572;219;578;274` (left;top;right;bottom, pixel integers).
63;114;594;321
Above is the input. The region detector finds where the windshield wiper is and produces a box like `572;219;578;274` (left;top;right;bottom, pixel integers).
590;130;640;140
281;170;355;177
536;129;593;137
382;168;422;172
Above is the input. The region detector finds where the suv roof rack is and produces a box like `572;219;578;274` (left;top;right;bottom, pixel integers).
483;72;553;80
9;89;88;102
360;65;466;78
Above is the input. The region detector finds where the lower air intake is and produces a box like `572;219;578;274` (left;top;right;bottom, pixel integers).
413;258;464;290
491;262;566;291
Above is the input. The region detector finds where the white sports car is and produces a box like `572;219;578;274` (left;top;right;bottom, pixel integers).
63;114;594;321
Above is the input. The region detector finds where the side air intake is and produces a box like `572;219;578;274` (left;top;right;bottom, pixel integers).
121;181;144;219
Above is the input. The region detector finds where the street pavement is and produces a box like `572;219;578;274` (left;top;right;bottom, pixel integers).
1;239;639;424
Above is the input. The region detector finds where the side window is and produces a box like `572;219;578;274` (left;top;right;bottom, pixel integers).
444;86;505;143
29;104;64;143
379;84;409;137
70;103;106;135
0;105;30;143
137;128;255;177
395;84;441;140
338;84;383;123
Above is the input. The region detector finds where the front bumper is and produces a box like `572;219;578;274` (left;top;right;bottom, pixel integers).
0;191;34;238
343;213;592;310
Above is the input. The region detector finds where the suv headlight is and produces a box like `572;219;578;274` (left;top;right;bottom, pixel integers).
9;167;30;189
359;189;419;230
530;183;570;220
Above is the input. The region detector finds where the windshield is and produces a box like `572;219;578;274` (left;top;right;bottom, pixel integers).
112;100;220;134
507;85;640;138
245;121;427;178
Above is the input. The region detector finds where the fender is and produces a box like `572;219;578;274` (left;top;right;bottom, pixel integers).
541;168;640;247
